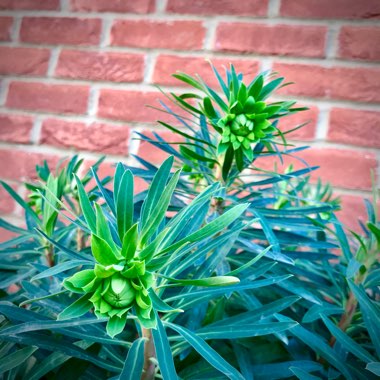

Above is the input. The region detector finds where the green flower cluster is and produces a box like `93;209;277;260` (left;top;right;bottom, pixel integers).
63;251;155;337
217;98;276;161
202;79;286;163
172;65;304;175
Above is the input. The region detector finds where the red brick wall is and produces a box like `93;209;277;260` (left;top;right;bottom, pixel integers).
0;0;379;233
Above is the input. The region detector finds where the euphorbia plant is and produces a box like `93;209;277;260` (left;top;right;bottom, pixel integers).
0;64;378;380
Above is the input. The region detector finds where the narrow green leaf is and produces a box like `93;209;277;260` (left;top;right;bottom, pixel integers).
91;235;121;266
32;260;91;281
366;362;380;376
161;275;240;288
58;294;93;320
276;315;353;380
195;322;297;340
166;322;245;380
151;314;178;380
119;338;146;380
95;203;118;252
0;346;38;374
173;72;205;92
159;203;248;255
141;156;173;229
149;289;183;313
321;315;376;363
107;316;127;338
348;281;380;357
140;169;181;247
226;245;271;276
121;223;138;261
74;174;96;234
290;367;322;380
116;169;134;240
0;180;39;223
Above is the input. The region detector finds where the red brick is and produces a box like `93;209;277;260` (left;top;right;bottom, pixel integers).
20;17;101;46
280;0;380;20
273;63;380;103
71;0;154;13
215;23;326;58
111;20;205;50
277;106;318;141
137;129;182;164
0;47;50;76
0;0;59;10
0;229;17;243
338;194;375;232
6;82;89;115
338;26;380;62
166;0;267;16
55;50;144;83
301;149;375;190
0;184;17;214
153;55;259;87
328;108;380;148
0;17;12;41
41;118;130;155
98;90;178;123
0;114;33;144
0;149;59;181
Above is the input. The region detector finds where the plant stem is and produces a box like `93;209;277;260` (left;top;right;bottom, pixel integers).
46;243;54;267
329;291;357;347
141;328;156;380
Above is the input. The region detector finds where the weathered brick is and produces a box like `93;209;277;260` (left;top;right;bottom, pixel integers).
166;0;267;16
55;50;144;83
0;228;17;243
0;17;12;41
20;17;101;46
273;63;380;103
71;0;154;13
153;55;259;87
277;106;318;141
0;184;17;214
0;114;33;144
215;23;327;58
338;194;375;232
41;118;130;155
328;108;380;148
6;82;89;115
297;148;377;190
98;90;177;123
280;0;380;20
111;20;205;50
0;149;59;181
0;0;59;10
338;26;380;61
0;47;50;76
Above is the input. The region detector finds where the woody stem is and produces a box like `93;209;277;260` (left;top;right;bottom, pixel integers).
141;328;156;380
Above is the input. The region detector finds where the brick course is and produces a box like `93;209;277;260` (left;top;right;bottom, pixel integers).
0;0;379;229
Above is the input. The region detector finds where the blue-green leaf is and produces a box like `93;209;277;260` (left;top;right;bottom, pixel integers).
74;174;96;233
348;281;380;357
0;346;38;374
118;338;146;380
321;315;376;363
151;314;178;380
116;169;134;240
166;322;245;380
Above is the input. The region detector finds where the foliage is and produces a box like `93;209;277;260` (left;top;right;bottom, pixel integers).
0;64;378;380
